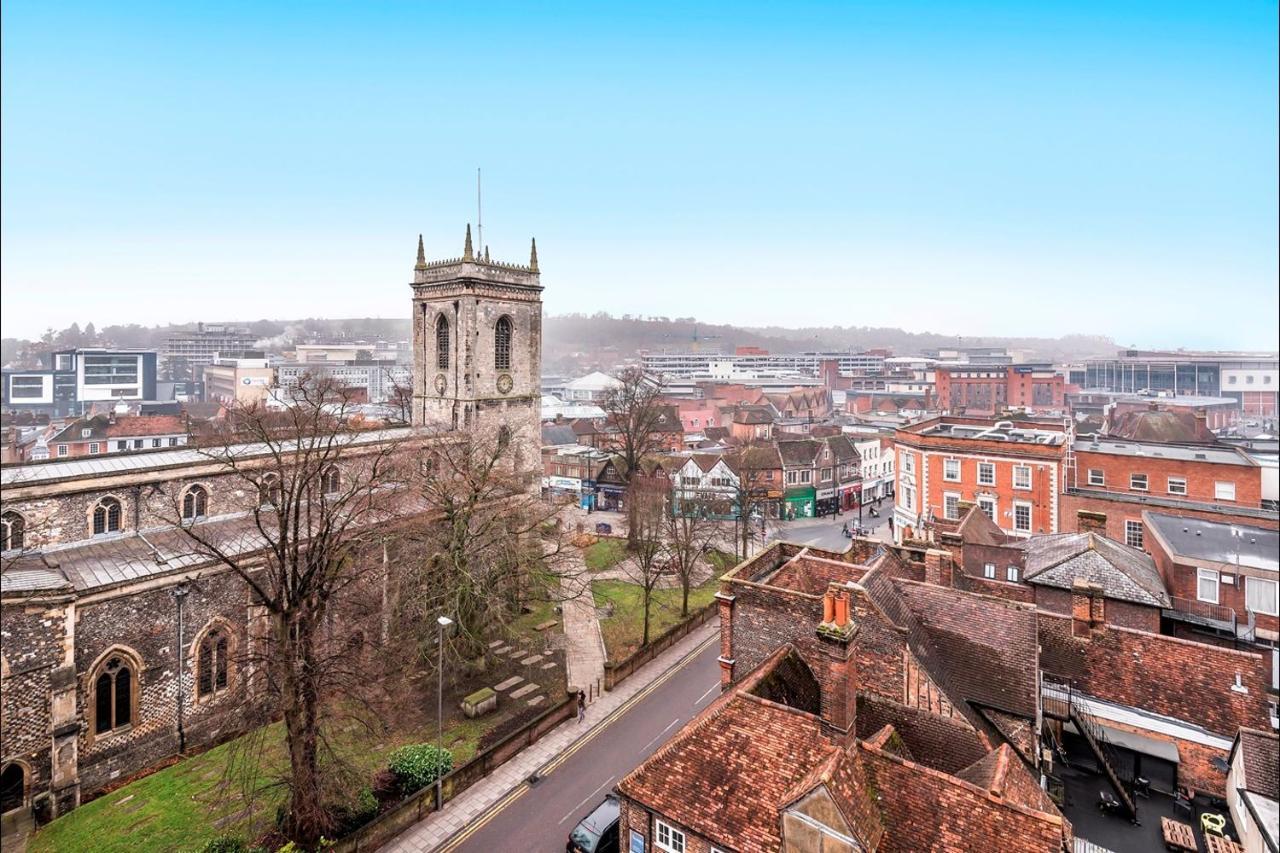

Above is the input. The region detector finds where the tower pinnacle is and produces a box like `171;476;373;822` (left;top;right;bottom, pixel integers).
529;238;539;272
463;224;474;261
415;234;427;270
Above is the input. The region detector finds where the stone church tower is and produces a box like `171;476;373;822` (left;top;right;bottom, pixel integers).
410;226;543;449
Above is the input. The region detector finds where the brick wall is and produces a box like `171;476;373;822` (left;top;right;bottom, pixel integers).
1034;587;1160;633
1;599;70;801
1038;613;1272;738
1059;493;1278;548
1071;449;1263;509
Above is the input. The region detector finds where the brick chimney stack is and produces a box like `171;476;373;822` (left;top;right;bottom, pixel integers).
1076;510;1107;535
1071;579;1105;638
816;585;858;733
924;549;954;588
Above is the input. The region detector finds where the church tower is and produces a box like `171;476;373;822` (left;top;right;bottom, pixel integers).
410;227;543;448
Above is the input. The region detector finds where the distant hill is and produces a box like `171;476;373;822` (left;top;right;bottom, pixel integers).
5;314;1115;371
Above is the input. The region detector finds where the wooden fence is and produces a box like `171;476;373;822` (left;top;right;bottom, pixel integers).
602;600;719;691
331;690;577;852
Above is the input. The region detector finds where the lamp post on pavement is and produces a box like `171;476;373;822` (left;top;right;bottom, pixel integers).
435;615;453;809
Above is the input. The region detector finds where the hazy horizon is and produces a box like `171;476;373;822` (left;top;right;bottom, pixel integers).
3;2;1277;349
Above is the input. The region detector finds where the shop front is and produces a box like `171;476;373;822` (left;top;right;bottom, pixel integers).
815;487;839;517
839;482;861;512
783;487;816;520
597;483;626;512
547;475;582;502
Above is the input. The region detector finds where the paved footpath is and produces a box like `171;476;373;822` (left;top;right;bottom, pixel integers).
558;555;607;695
382;619;720;852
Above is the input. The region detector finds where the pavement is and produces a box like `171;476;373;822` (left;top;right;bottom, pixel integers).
382;619;721;852
557;554;607;693
766;506;894;552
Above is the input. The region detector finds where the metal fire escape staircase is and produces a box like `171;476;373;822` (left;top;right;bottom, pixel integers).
1043;678;1137;821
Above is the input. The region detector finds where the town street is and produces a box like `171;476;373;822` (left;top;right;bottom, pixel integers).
440;637;721;853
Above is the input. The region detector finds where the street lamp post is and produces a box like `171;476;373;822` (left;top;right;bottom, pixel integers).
435;615;453;810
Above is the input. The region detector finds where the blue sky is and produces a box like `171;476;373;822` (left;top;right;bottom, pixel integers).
2;1;1277;349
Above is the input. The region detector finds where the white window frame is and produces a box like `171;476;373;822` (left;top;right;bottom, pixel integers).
1006;565;1020;583
901;450;914;474
57;444;69;457
943;492;961;520
977;462;995;486
654;819;686;853
902;484;915;511
1087;468;1105;487
89;442;100;454
1124;520;1144;549
1245;576;1279;617
1197;568;1220;604
1013;501;1032;532
943;458;961;482
983;563;996;579
1214;481;1236;501
977;496;996;520
1167;477;1187;496
1012;465;1032;490
1129;473;1148;492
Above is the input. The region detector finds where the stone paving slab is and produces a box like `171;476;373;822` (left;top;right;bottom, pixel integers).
520;654;544;665
525;695;546;707
494;676;524;692
380;618;719;852
540;661;558;670
487;640;504;649
509;682;539;699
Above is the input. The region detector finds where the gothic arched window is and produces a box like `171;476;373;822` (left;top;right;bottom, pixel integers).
494;316;512;371
322;466;340;495
436;315;450;370
92;654;136;735
1;511;24;552
197;626;230;699
182;485;209;521
259;473;282;507
92;497;123;536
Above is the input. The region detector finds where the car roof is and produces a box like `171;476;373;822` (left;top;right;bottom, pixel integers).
579;795;620;833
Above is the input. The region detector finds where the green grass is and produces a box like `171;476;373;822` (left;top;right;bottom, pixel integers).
583;538;628;572
592;575;720;662
29;711;495;853
705;549;739;575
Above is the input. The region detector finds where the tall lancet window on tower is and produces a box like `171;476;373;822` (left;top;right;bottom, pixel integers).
495;316;512;371
436;315;450;370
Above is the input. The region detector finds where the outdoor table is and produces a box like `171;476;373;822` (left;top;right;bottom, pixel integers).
1161;816;1198;851
1200;812;1227;837
1205;835;1243;853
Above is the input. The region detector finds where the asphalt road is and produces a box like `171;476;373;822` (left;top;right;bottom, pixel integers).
444;635;722;853
770;504;893;552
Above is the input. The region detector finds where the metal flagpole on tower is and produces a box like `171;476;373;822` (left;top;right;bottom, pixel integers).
476;168;483;255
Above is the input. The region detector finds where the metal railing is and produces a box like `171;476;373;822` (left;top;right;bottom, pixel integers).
1163;596;1236;631
1042;678;1137;820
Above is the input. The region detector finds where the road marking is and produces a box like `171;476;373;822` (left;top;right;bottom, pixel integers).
695;683;719;705
436;632;717;852
641;718;680;753
558;775;616;825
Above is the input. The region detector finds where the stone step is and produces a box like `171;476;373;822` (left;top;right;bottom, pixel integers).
488;640;505;649
510;682;539;699
521;654;544;665
541;661;558;670
526;695;546;707
494;645;513;655
494;676;524;692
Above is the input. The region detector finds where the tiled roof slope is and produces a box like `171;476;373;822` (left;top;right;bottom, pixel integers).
895;580;1040;718
617;689;837;852
1024;532;1170;607
1237;727;1279;800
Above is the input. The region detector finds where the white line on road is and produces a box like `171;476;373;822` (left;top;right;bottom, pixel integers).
695;683;719;705
559;775;616;826
641;718;681;753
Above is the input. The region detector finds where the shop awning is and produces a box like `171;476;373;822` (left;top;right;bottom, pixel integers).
1098;724;1180;764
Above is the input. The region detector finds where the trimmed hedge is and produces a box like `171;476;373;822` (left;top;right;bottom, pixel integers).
387;744;454;793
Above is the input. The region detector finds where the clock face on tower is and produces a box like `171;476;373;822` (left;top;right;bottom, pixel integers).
434;374;447;395
496;374;514;395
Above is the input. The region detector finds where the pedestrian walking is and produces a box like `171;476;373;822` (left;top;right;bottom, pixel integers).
576;690;586;723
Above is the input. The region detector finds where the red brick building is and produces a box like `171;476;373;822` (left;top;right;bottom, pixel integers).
1144;512;1279;640
934;364;1065;416
1060;437;1272;547
893;417;1067;541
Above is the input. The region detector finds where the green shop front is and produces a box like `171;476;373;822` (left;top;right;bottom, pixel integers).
783;486;815;520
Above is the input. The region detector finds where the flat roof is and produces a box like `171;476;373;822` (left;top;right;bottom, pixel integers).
919;422;1065;445
1074;438;1252;466
1146;512;1279;573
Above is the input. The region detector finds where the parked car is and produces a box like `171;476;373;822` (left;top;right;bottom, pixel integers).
567;795;620;853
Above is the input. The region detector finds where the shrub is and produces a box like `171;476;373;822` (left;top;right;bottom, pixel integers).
370;769;399;800
388;743;454;792
199;837;248;853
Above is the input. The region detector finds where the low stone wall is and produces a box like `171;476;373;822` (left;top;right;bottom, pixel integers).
602;601;718;691
331;690;577;852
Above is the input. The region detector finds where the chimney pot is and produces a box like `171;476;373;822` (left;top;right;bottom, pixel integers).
823;590;835;624
834;590;850;627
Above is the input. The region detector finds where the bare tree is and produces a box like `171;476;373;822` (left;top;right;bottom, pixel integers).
167;378;405;846
597;367;671;546
627;473;671;647
664;496;719;617
726;443;780;560
393;421;570;669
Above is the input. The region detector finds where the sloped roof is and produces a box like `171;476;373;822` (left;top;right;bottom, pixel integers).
1104;406;1216;444
824;434;860;462
1235;727;1279;800
954;506;1012;547
777;438;821;467
617;656;837;852
541;424;578;446
1024;532;1170;607
733;405;774;425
